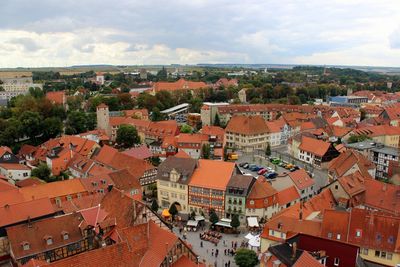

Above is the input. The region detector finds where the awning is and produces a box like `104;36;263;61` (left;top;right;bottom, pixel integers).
248;235;260;247
247;217;259;228
195;215;205;221
162;209;171;217
186;220;199;227
215;218;232;228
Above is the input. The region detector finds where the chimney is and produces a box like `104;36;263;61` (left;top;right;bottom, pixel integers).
299;210;303;221
291;242;297;259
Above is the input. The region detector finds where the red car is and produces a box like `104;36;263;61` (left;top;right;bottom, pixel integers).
257;168;268;175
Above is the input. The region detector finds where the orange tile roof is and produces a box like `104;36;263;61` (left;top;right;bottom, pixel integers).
92;145;118;165
299;136;332;157
58;193;105;214
122;145;153;160
288;169;314;190
200;125;225;141
226;115;269;135
172;255;204;267
277;186;301;206
320;209;350;241
153;78;208;92
265;120;283;133
139;220;178;267
108;169;142;194
293;251;324;267
328;150;374;178
0;179;17;192
0;197;56;227
19;179;87;200
15;178;45;188
176;133;209;145
247;177;277;200
364;178;400;214
189;160;235;190
6;212;84;260
351;125;400;137
337;171;366;198
0;163;30;171
45;91;65;105
174;149;191;158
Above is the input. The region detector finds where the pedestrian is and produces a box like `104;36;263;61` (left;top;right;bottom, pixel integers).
214;260;217;267
200;241;203;248
228;260;230;267
216;249;219;256
224;249;226;255
231;241;234;248
212;249;214;257
223;240;226;246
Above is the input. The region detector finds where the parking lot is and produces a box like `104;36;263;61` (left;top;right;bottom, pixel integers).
235;150;329;191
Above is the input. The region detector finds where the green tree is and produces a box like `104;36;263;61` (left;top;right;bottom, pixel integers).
214;113;221;127
180;124;192;133
234;249;259;267
348;134;369;144
230;214;240;231
19;111;43;141
151;199;159;212
202;144;211;159
265;142;271;157
157;66;168;80
29;87;44;99
43;117;63;139
116;124;141;148
31;163;51;182
65;111;88;134
151;107;164;121
209;209;219;224
169;202;178;219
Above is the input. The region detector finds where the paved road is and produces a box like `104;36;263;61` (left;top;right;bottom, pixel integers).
173;225;253;267
236;146;329;191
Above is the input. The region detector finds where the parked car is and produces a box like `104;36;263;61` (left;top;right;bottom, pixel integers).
239;162;248;167
272;159;281;165
265;172;278;179
285;164;295;170
249;165;260;171
266;167;274;172
243;163;250;169
258;168;268;175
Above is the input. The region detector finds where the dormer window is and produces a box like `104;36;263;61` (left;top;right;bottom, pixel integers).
62;231;69;240
22;241;30;251
101;179;106;185
44;236;53;245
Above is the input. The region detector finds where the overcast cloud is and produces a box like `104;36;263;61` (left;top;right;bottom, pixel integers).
0;0;400;67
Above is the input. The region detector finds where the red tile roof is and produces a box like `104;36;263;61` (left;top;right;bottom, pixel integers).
0;197;56;228
351;125;400;137
364;178;400;215
19;179;87;201
320;209;350;241
45;91;65;105
139;220;178;267
248;177;277;200
22;259;49;267
288;169;315;190
0;163;30;171
108;169;142;200
293;251;324;267
0;179;17;192
174;149;191;158
328;150;374;179
122;145;153;160
299;136;332;157
15;178;45;188
226;115;269;135
153;78;208;92
337;171;366;198
277;186;301;206
189;160;235;191
6;212;84;260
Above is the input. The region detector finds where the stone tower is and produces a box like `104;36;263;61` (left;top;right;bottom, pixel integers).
96;103;110;136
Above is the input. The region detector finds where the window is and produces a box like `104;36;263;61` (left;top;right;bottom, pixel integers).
327;232;332;239
375;250;380;257
22;242;30;251
387;253;393;260
66;195;72;201
356;230;362;237
381;251;386;258
362;248;368;255
46;238;53;245
63;233;69;240
336;234;341;240
250;200;254;205
334;258;339;266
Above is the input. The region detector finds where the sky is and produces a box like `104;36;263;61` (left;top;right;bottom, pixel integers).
1;0;400;67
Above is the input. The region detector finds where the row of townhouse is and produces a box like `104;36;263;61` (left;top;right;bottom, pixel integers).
156;156;313;222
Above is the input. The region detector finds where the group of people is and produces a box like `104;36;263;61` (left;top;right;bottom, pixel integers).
200;230;222;245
